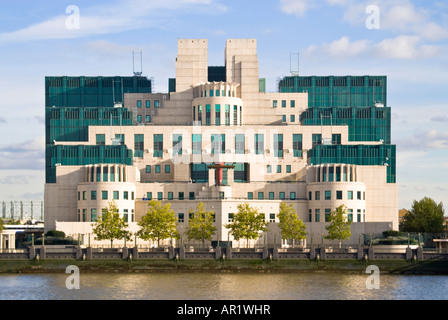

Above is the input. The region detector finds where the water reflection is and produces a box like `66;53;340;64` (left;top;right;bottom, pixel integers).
0;273;447;300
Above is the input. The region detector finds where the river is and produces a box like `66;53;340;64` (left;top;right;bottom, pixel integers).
0;273;447;300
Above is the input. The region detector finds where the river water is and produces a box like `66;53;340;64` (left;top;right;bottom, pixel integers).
0;273;447;300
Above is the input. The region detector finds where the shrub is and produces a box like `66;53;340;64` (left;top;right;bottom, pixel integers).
45;230;66;238
382;230;402;237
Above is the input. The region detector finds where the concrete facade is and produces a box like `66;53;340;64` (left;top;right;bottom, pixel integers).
44;38;398;247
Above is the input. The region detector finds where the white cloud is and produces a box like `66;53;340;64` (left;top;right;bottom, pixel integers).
0;0;226;44
279;0;314;17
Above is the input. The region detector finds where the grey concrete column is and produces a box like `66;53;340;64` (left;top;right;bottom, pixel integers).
406;246;413;260
417;246;423;261
215;246;221;260
169;246;174;260
122;247;128;260
273;246;279;260
39;246;46;260
262;247;269;260
132;246;139;260
309;245;315;260
75;246;83;260
179;246;185;260
86;247;93;260
368;246;374;261
225;246;232;260
357;245;364;260
320;246;326;260
29;246;35;260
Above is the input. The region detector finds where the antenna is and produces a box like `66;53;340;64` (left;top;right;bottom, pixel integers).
133;51;143;76
290;52;299;76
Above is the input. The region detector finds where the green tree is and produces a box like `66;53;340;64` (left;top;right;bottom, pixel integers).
91;200;130;248
225;203;269;248
324;204;352;248
400;197;445;233
186;202;217;246
137;200;179;247
278;202;307;247
0;219;3;233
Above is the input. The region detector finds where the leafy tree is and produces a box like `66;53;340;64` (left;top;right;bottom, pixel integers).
91;200;130;248
186;202;217;246
324;204;352;248
278;202;307;247
0;219;3;233
400;197;445;233
137;199;179;247
225;203;269;248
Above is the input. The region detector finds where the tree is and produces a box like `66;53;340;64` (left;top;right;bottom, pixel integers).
186;202;217;246
137;199;179;247
400;197;445;233
324;204;352;248
277;202;307;247
91;200;130;248
0;219;3;233
225;203;269;248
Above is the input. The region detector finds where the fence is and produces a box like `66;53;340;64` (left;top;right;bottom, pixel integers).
1;244;447;262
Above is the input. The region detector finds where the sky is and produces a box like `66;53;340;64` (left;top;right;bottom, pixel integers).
0;0;447;213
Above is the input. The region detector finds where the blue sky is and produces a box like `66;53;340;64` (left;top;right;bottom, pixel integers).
0;0;447;212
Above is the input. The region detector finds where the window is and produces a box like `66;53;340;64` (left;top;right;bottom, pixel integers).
269;213;276;223
332;134;341;145
137;100;142;108
103;166;108;182
145;100;150;108
157;192;163;200
178;192;184;200
286;165;291;173
215;104;221;126
274;134;283;157
123;209;129;222
247;192;253;200
325;190;331;200
206;104;211;126
154;100;159;108
137;115;142;123
357;191;362;200
215;89;220;97
145;115;151;123
211;134;225;154
178;213;185;223
131;192;134;200
293;134;302;157
155;165;161;173
348;191;353;200
258;192;264;200
165;165;170;173
102;191;108;200
192;134;202;154
357;209;361;222
82;191;87;200
336;191;343;200
91;209;97;222
279;192;285;200
233;105;238;125
189;192;195;200
291;100;295;108
282;100;286;108
91;191;97;200
153;134;163;158
315;209;320;222
273;100;277;108
134;134;144;158
282;115;286;122
290;192;296;200
312;134;322;147
309;210;312;222
113;191;119;200
198;105;202;123
235;134;245;154
325;209;331;222
315;191;320;200
228;213;234;223
269;192;275;200
219;192;225;199
146;165;151;173
96;134;105;146
254;134;264;154
348;209;353;222
290;115;295;122
124;191;128;200
225;104;230;126
267;165;272;173
277;165;281;173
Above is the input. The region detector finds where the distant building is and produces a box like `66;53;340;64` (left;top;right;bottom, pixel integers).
44;39;398;247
